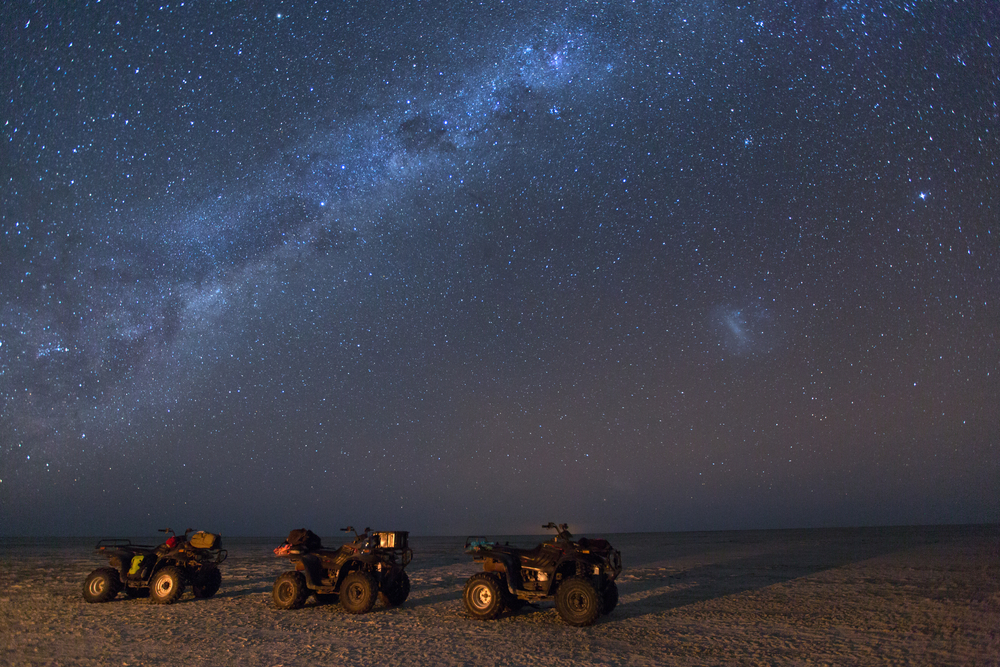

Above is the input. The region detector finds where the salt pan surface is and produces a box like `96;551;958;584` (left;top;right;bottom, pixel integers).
1;526;997;665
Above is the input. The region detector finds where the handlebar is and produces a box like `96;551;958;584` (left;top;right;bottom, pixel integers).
543;522;573;540
157;527;194;541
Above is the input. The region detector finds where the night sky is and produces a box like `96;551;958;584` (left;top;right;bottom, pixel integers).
2;1;998;537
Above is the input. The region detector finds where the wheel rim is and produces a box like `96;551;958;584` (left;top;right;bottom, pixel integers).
276;581;293;603
88;577;106;596
345;582;363;602
470;583;493;610
154;575;174;597
568;589;592;614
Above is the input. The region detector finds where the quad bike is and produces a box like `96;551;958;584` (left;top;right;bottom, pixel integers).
462;522;622;626
272;526;413;614
82;528;227;604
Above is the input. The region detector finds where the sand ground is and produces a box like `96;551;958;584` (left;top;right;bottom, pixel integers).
1;525;998;666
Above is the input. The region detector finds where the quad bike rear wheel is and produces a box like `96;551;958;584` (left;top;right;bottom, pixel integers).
379;571;410;607
272;572;308;610
83;567;122;603
340;571;377;614
555;576;602;627
462;572;505;620
193;566;222;599
149;566;186;604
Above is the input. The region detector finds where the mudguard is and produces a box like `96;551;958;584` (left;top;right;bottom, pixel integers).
491;553;524;594
294;553;326;589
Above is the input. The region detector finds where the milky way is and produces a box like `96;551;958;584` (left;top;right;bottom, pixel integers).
2;1;998;535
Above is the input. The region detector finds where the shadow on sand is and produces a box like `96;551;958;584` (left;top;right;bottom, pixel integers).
404;589;463;608
612;525;988;620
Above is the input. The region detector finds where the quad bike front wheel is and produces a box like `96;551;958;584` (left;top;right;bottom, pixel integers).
82;567;122;603
340;571;377;614
555;576;602;627
149;566;186;604
379;571;410;607
462;572;504;620
273;571;308;609
193;566;222;599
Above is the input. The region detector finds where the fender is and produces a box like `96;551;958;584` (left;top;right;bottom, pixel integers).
150;557;180;574
355;552;381;566
549;558;595;593
488;552;524;594
332;558;371;589
293;553;326;589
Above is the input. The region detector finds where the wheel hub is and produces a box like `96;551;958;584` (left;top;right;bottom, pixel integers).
472;585;493;609
569;591;589;611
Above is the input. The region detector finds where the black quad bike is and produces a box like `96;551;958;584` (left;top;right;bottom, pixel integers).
462;522;622;626
82;528;227;604
272;526;413;614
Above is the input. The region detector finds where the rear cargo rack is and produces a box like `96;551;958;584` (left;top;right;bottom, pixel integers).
95;538;156;550
96;538;135;548
465;536;495;552
372;531;412;566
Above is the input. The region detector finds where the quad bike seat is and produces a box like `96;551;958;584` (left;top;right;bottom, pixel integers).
96;540;157;562
315;546;346;556
117;544;156;556
316;545;351;563
514;543;562;570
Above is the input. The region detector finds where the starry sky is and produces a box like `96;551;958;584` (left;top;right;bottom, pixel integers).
2;1;998;537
